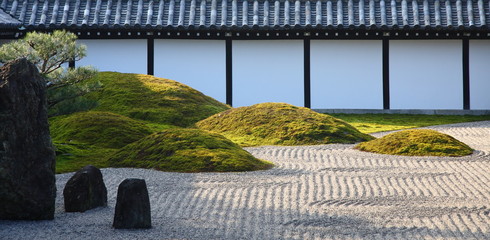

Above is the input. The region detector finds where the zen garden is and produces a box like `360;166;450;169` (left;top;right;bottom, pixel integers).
1;30;490;240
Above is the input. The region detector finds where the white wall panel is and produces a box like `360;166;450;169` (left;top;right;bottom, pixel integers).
232;40;303;107
390;40;463;109
311;40;383;109
469;40;490;110
77;39;147;74
154;40;226;103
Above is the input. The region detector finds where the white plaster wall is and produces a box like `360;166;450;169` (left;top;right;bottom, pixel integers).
469;40;490;110
232;40;304;107
77;39;147;74
390;40;463;109
311;40;383;109
154;40;226;103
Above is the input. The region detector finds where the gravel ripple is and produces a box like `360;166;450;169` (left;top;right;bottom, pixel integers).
1;121;490;239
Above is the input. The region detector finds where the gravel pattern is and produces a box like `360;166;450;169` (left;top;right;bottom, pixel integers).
1;121;490;239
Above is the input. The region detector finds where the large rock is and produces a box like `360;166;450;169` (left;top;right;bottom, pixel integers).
0;58;56;220
63;165;107;212
113;178;151;229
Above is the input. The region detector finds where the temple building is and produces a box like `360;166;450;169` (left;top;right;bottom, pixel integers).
0;0;489;113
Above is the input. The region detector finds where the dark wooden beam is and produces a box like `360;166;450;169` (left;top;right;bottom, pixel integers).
304;38;311;108
463;38;470;110
147;38;154;75
382;38;390;110
226;38;233;106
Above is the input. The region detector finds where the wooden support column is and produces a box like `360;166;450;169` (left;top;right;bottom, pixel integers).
147;38;154;76
304;37;311;108
382;38;390;110
463;38;470;110
226;38;233;106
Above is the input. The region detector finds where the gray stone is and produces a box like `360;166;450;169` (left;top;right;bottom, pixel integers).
0;58;56;220
113;178;151;229
63;165;108;212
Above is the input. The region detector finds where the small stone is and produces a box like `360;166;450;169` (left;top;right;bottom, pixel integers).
63;165;108;212
113;178;151;229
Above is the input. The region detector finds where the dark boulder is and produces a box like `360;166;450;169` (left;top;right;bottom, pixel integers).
63;165;108;212
113;178;151;229
0;58;56;220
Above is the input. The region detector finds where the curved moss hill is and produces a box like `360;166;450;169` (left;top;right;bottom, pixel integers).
355;129;473;156
108;128;273;172
87;72;230;127
196;102;374;146
50;111;153;149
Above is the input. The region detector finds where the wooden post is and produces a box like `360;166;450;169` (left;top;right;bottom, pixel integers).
383;38;390;110
463;39;470;110
304;37;311;108
226;39;233;106
147;38;154;76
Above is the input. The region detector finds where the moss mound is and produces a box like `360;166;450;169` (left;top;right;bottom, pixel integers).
108;128;273;172
196;102;374;146
86;72;230;127
50;111;153;149
355;129;473;156
53;141;115;174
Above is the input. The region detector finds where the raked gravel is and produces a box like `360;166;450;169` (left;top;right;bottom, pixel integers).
1;121;490;239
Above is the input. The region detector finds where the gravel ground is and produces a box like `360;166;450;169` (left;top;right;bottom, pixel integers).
1;121;489;240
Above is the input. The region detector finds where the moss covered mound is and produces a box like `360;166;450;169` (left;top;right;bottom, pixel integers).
108;128;273;172
196;102;374;146
355;129;473;156
50;111;153;149
87;72;230;127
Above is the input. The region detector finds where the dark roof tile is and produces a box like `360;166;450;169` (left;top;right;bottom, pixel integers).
0;0;488;30
0;7;20;28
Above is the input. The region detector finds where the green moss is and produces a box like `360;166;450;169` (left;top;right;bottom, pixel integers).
50;111;153;149
49;72;234;173
196;102;374;147
53;141;116;174
331;113;490;134
108;128;273;172
86;72;230;127
355;129;473;156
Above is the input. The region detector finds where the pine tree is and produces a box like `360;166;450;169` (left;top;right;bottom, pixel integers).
0;30;99;116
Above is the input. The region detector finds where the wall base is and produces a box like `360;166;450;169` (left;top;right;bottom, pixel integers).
314;109;490;115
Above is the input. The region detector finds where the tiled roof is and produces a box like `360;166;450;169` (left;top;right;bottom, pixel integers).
0;0;489;30
0;8;21;28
